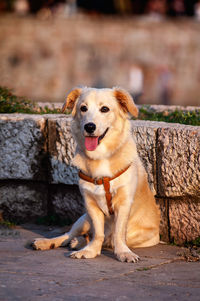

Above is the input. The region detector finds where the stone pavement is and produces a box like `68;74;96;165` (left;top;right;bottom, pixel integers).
0;224;199;301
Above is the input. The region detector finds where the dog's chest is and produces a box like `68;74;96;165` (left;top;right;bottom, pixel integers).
96;190;110;216
81;181;115;216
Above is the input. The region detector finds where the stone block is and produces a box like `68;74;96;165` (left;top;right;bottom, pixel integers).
132;121;158;193
156;198;169;242
0;114;47;181
132;121;175;193
47;116;78;185
50;184;84;223
0;182;48;222
169;198;200;244
157;125;200;197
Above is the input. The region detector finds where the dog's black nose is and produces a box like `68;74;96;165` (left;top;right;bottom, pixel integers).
84;123;96;134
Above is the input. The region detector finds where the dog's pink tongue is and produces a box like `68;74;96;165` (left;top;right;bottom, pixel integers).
85;137;98;151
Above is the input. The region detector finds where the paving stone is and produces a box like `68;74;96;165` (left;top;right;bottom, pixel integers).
0;225;199;301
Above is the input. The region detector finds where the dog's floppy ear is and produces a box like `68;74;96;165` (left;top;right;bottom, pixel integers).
62;88;82;115
113;87;138;118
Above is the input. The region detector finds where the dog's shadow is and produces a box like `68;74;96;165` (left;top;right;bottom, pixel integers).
63;247;115;261
23;224;116;261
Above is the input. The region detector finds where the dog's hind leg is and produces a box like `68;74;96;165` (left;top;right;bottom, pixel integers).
126;227;160;249
32;213;91;251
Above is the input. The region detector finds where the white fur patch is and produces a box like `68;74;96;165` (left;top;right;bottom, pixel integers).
93;159;112;178
80;180;110;216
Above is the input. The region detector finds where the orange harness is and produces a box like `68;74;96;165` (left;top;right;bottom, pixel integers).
78;164;131;215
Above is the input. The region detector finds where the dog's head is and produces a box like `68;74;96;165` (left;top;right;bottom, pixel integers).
62;87;138;159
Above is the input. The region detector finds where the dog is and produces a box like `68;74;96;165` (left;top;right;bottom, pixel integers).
32;87;160;263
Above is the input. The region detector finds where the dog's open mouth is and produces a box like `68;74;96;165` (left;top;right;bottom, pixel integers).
85;128;109;151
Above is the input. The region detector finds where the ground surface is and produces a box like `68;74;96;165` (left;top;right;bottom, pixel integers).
0;224;200;301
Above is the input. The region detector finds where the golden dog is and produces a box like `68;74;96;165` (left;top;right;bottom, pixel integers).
32;87;160;263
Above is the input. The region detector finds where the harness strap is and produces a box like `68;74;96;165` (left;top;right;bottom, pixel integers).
102;177;113;215
78;164;131;215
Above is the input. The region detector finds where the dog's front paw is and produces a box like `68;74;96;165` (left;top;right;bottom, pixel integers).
31;238;53;251
116;251;140;263
69;249;98;259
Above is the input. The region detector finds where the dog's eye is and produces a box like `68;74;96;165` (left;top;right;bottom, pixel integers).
80;105;88;112
100;106;110;113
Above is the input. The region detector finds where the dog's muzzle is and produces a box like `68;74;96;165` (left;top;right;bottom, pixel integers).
84;123;96;134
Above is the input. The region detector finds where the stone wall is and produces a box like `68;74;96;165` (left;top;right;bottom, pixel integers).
0;113;199;245
0;16;200;106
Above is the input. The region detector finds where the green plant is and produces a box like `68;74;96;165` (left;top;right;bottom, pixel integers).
1;86;199;125
0;220;16;228
136;106;200;126
184;237;200;248
0;86;36;113
0;86;61;114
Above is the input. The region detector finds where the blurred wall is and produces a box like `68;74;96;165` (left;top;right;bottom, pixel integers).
0;15;200;106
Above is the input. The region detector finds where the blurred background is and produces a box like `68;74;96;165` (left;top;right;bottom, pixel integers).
0;0;200;106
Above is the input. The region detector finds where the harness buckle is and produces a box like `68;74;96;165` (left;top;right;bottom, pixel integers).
94;177;99;185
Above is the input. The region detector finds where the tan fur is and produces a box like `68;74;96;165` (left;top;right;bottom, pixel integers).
114;88;138;117
32;87;160;263
62;88;82;115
